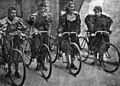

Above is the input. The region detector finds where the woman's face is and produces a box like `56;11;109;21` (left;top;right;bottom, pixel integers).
68;3;75;14
95;11;102;16
10;10;17;18
38;6;46;14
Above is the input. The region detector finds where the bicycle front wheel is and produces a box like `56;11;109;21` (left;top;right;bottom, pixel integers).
23;39;33;67
49;35;57;63
39;44;52;80
99;43;120;73
9;49;26;86
69;43;82;76
78;37;89;62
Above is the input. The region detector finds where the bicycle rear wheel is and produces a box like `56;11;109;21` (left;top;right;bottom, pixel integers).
23;39;33;67
40;44;52;80
9;49;26;86
99;43;120;73
79;37;89;62
49;35;58;63
69;43;82;76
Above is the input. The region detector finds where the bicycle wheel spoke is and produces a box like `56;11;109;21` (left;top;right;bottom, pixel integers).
49;36;57;63
51;48;57;62
79;37;89;62
103;61;119;66
69;43;82;76
10;49;26;86
23;39;33;67
100;43;120;73
41;45;52;80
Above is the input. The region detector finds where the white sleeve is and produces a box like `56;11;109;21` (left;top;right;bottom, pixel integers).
61;11;66;16
0;17;7;25
0;17;8;30
29;11;38;20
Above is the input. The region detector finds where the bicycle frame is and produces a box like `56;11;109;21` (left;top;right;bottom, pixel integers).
0;31;20;71
7;32;21;54
27;30;50;59
59;32;78;44
84;30;110;52
57;32;78;62
0;31;6;68
30;31;49;44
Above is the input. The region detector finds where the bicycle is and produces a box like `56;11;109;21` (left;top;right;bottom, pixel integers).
79;30;120;73
0;30;26;86
23;30;52;80
50;30;82;76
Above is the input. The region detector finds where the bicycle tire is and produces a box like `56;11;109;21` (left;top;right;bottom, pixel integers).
49;35;58;63
40;44;52;80
69;43;82;76
23;39;33;67
78;36;89;62
99;42;120;73
9;48;26;86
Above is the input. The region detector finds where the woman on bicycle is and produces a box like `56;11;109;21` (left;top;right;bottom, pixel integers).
58;0;81;69
0;7;27;78
27;2;53;71
85;6;113;65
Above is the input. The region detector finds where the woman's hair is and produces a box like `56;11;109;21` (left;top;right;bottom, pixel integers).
64;1;75;13
93;6;102;13
8;7;17;17
38;3;46;8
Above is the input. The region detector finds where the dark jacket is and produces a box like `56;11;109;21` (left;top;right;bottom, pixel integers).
28;11;53;31
59;12;81;33
85;14;113;33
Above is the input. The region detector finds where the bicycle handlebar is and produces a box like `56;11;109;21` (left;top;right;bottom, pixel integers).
94;31;109;35
0;31;5;34
8;31;20;36
29;31;48;37
83;30;110;36
59;32;78;37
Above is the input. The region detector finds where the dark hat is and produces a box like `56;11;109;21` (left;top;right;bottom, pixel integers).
38;2;46;8
8;7;16;13
93;6;102;12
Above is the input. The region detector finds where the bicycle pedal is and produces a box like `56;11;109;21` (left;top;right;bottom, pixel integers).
0;65;6;70
57;57;61;60
32;59;34;62
56;55;61;60
63;61;67;63
4;68;8;73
